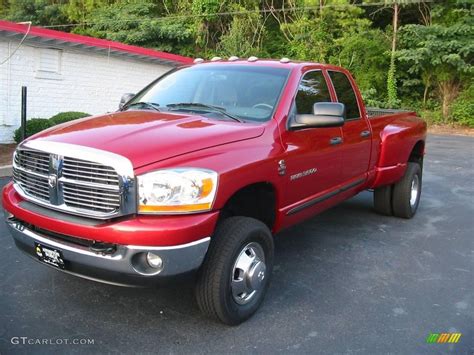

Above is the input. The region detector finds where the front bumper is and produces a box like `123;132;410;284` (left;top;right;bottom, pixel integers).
5;214;210;286
2;182;218;287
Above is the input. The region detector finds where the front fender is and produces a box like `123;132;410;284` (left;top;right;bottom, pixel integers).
133;136;285;213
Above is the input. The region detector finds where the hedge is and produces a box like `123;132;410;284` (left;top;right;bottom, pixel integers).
49;111;90;125
14;118;53;143
13;111;91;143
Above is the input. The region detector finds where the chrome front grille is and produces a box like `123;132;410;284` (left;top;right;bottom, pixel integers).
12;143;135;219
14;149;50;176
13;168;50;201
63;157;119;186
14;149;50;202
63;183;121;213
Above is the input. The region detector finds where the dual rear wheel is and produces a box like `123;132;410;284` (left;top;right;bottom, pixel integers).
374;162;422;218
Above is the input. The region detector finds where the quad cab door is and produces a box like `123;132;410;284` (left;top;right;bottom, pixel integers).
281;69;344;212
327;70;371;185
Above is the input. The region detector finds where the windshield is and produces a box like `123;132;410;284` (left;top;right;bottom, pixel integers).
128;65;290;122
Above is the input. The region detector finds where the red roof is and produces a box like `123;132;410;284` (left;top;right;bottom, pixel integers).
0;20;193;65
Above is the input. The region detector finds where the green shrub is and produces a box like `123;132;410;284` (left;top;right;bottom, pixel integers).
14;118;53;143
420;110;444;125
450;86;474;127
49;111;90;125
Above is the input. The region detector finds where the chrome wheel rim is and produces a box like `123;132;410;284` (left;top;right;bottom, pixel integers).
410;174;420;208
231;242;266;305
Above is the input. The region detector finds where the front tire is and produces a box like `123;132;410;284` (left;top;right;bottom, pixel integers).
392;162;422;218
195;217;274;325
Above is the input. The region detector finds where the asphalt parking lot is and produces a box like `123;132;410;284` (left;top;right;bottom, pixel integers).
0;134;472;354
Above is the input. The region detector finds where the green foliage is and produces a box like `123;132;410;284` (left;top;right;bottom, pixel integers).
0;0;9;17
218;4;265;57
14;118;52;143
331;28;389;103
451;85;474;127
63;0;112;24
397;3;473;119
387;58;399;107
6;0;69;27
74;0;195;55
49;111;90;125
13;112;91;143
2;0;473;127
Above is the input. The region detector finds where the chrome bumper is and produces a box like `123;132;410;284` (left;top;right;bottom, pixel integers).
5;215;210;287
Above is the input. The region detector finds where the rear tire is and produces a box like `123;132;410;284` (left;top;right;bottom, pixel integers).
195;217;274;325
392;162;422;218
374;185;393;216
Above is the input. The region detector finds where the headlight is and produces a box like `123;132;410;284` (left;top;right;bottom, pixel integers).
137;168;218;214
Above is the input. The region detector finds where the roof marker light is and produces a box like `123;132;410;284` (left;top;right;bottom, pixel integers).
280;57;291;63
228;56;239;61
211;56;222;62
248;56;258;62
193;58;204;64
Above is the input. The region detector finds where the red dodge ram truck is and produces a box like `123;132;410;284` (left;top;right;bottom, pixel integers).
3;59;426;324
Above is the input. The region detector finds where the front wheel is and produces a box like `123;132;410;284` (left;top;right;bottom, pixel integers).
195;217;274;325
392;162;422;218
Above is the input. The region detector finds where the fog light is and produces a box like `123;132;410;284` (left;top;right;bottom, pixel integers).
146;252;163;269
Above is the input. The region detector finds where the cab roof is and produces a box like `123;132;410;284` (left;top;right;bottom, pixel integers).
188;58;346;72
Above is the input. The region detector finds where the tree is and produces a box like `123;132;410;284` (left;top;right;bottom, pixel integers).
74;0;195;55
267;0;375;63
1;0;472;126
387;0;399;107
218;3;267;57
330;28;390;103
5;0;69;27
397;4;473;120
63;0;113;26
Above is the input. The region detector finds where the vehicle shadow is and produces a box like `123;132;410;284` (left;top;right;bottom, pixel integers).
56;191;384;330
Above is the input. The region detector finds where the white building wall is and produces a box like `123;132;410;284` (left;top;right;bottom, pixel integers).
0;38;173;143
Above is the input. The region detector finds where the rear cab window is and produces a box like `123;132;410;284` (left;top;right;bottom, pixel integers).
328;71;361;120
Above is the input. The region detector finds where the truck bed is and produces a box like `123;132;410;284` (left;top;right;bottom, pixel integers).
366;107;412;118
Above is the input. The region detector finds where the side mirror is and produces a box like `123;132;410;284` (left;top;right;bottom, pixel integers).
291;102;345;129
119;93;135;110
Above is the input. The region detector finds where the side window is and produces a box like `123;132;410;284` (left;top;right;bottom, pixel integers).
295;71;331;114
328;71;361;120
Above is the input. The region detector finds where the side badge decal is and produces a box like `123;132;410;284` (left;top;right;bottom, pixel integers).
278;160;286;176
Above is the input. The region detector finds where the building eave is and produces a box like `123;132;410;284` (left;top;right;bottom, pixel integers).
0;20;193;66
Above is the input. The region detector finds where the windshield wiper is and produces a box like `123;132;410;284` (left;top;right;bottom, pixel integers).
166;102;243;122
123;102;161;112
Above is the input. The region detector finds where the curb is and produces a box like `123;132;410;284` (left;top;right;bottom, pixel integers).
0;165;12;177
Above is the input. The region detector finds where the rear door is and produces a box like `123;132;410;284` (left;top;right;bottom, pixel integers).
328;70;371;184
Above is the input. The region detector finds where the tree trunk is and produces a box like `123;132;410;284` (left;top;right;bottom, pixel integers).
423;85;429;106
391;2;399;57
387;2;399;107
438;79;460;122
442;92;449;122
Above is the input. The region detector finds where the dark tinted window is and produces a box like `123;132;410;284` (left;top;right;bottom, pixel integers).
295;71;331;114
329;71;360;120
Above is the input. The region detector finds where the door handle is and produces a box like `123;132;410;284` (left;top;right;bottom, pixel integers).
360;130;371;138
330;137;343;145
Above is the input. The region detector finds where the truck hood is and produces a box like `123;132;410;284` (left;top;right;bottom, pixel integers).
31;111;265;168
